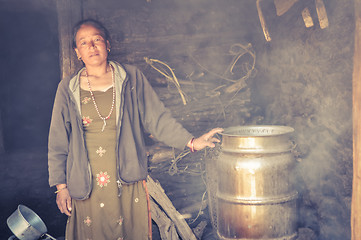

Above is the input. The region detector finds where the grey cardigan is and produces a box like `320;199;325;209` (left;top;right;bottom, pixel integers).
48;61;193;200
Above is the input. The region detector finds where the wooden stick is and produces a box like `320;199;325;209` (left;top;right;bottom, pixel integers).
256;0;271;42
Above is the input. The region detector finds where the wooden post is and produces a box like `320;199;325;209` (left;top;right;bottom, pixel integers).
0;110;4;153
56;0;83;80
352;0;361;239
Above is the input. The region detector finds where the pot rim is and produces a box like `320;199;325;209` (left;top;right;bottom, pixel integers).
7;204;47;240
220;125;294;137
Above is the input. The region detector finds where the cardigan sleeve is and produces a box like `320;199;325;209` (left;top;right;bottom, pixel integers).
135;68;193;150
48;81;71;187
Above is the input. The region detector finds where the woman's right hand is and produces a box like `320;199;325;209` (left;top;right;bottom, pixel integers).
56;184;72;216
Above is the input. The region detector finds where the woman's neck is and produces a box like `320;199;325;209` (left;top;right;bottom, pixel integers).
85;62;110;78
80;62;114;91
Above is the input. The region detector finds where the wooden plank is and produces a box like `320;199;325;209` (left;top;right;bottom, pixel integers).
56;0;83;80
147;176;197;240
352;0;361;239
0;110;4;153
150;198;179;240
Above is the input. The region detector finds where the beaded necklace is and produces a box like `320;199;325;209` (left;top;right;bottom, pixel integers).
85;65;115;132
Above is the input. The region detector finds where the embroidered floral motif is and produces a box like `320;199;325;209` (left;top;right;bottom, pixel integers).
84;216;92;226
82;96;91;104
96;146;106;157
82;116;93;126
117;216;124;226
96;171;110;187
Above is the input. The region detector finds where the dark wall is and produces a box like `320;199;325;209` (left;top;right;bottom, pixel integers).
0;1;64;238
0;0;60;151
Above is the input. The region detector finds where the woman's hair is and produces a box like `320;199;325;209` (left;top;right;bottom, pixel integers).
72;19;111;49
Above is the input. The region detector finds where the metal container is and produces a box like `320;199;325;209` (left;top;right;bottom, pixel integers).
7;205;56;240
217;125;298;240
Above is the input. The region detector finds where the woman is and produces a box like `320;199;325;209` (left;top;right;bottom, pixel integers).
48;19;222;240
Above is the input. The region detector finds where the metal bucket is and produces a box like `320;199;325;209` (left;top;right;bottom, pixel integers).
7;205;56;240
216;125;298;240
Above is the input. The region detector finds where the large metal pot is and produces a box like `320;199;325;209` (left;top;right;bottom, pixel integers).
7;205;56;240
216;125;298;240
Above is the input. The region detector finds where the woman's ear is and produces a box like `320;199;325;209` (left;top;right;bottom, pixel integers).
74;48;81;60
107;41;111;52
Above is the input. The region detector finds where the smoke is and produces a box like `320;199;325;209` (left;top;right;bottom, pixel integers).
250;0;353;239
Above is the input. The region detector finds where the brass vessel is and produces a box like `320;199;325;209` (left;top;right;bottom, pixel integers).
217;125;298;240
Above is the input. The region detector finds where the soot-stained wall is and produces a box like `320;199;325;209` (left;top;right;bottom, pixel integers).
0;0;60;151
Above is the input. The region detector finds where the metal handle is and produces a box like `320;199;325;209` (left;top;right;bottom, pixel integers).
43;233;57;240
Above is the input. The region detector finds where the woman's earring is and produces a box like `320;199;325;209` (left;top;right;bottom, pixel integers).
77;56;82;60
107;48;111;53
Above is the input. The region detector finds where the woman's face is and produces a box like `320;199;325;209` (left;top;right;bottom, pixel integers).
74;24;110;68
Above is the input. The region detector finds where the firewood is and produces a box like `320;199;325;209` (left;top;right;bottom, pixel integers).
315;0;329;29
256;0;271;42
178;201;207;215
150;198;179;240
149;148;175;164
192;220;208;240
302;8;314;28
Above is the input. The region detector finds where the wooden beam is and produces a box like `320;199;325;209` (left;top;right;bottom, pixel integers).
352;0;361;239
56;0;83;80
0;110;4;153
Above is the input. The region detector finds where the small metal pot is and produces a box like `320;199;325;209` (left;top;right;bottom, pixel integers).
7;205;56;240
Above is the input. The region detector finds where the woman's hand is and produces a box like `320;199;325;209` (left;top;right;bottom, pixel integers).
56;184;72;216
188;128;224;151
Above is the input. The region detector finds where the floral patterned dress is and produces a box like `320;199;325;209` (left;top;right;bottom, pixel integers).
65;87;149;240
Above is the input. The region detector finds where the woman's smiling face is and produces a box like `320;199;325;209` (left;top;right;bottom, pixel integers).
74;24;110;67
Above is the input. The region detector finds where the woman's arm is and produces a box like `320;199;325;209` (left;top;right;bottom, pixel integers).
186;128;224;152
48;82;72;215
135;68;223;150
